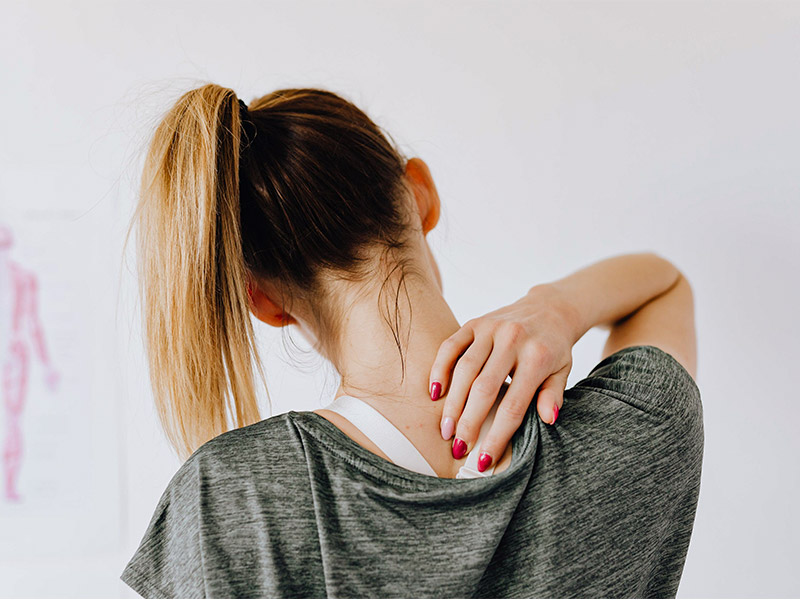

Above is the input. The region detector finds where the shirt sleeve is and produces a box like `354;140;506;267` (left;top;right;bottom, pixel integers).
570;344;702;422
556;345;705;518
563;343;705;487
517;345;705;597
120;455;206;599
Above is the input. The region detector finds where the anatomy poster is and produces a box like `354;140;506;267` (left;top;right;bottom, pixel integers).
0;213;121;557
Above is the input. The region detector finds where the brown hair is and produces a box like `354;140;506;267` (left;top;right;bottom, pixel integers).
125;83;420;461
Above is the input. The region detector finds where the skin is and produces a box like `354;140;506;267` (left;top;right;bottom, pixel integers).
247;157;555;478
247;159;698;478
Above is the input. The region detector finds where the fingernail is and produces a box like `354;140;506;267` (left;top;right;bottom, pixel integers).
478;452;493;472
441;416;454;440
551;403;559;425
452;437;467;459
430;381;442;401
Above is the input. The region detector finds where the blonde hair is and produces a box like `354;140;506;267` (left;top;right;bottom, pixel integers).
126;84;265;461
125;83;414;461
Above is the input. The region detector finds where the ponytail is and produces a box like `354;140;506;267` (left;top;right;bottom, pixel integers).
127;83;414;461
128;84;267;461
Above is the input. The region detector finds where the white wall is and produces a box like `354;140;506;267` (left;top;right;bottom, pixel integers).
1;1;798;597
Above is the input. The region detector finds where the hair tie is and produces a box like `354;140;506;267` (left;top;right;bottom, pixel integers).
237;97;257;152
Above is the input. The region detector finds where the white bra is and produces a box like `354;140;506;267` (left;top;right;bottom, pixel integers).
320;395;500;478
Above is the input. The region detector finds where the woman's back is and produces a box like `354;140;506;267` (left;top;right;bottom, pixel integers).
121;344;703;598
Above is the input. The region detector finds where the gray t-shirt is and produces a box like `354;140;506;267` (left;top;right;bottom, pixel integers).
121;345;704;598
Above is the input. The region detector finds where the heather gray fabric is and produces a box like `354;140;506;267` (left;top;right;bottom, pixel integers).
121;345;704;598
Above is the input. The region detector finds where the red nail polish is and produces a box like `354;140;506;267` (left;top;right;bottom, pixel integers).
452;437;467;459
478;452;493;472
430;381;442;401
552;403;559;425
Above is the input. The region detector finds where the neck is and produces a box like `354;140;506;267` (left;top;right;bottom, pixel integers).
323;273;469;477
333;275;461;424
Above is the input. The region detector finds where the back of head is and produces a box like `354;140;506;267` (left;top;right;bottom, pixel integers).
128;84;417;461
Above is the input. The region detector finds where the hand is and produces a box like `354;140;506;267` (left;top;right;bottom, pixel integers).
429;283;579;472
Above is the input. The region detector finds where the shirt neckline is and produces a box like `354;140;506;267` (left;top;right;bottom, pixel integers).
287;405;538;492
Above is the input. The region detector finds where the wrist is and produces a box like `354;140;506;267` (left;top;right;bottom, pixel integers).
525;282;585;346
533;252;681;345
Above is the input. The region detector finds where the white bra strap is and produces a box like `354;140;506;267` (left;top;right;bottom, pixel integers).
456;400;498;478
323;395;438;477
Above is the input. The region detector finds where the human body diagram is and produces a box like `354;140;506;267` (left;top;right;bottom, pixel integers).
0;225;60;502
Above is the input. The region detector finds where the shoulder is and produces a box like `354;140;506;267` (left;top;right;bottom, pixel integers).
550;346;705;498
121;413;309;598
560;345;705;473
528;347;704;596
581;345;699;392
569;344;702;421
180;412;307;482
134;412;310;538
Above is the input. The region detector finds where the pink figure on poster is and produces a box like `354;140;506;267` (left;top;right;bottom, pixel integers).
0;224;60;502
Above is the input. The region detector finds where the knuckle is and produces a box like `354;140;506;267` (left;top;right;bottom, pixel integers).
498;396;529;422
471;377;497;397
463;317;479;329
525;341;551;367
455;353;480;372
519;345;538;367
439;337;459;353
441;396;463;415
502;321;525;344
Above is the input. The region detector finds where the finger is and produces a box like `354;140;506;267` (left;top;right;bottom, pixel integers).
536;365;570;425
439;333;493;440
429;322;476;401
453;340;518;456
475;357;546;471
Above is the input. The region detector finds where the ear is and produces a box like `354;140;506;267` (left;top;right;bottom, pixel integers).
404;157;440;235
247;277;297;328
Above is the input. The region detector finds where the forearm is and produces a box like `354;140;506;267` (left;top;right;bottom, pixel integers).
532;252;682;345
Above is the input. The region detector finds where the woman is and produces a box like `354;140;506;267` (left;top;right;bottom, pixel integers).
120;84;703;598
